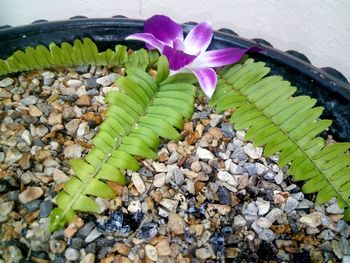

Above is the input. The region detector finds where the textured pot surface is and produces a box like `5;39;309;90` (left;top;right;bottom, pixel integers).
1;17;349;140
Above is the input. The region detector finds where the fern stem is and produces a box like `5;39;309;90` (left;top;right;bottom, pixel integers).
220;74;350;208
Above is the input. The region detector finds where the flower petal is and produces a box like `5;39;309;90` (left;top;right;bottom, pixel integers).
163;46;197;71
183;21;213;55
192;68;217;98
192;46;262;68
144;15;184;47
126;33;165;51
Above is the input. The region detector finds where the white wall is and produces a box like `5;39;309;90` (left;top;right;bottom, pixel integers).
1;0;350;81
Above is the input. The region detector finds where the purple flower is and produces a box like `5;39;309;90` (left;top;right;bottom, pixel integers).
126;15;260;98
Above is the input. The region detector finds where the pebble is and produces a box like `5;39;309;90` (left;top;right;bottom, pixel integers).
96;73;120;86
76;94;91;106
48;113;62;125
258;229;275;242
256;217;273;228
63;144;83;159
256;199;270;215
217;171;238;186
196;147;214;160
80;253;95;263
0;88;12;98
266;208;284;223
340;236;350;255
136;223;158;240
300;212;322;228
85;228;102;243
195;247;213;259
131;173;146;194
153;173;166;187
0;77;14;87
0;201;14;222
319;229;336;240
19;186;43;204
21;95;38;106
64;247;80;261
65;119;80;136
128;200;141;213
145;244;158;261
67;79;83;89
274;170;284;184
85;77;100;89
28;105;43;116
284;196;299;213
5;147;23;164
243;143;262;159
221;123;235;137
327;203;344;214
233;215;246;228
36;124;49;137
174;168;185;185
168;212;186;235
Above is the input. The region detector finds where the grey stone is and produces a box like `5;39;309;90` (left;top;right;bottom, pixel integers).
258;229;275;242
5;147;23;165
85;77;100;89
340;236;350;255
21;95;39;106
0;88;12;98
326;203;344;214
64;247;80;261
96;73;120;86
71;237;85;249
266;208;284;223
230;148;248;161
221;123;235;138
0;77;14;87
263;171;275;181
332;240;344;259
75;65;90;74
243;163;257;175
42;71;55;86
10;86;25;95
319;229;336;241
174;168;184;185
24;199;41;212
77;222;95;238
284;196;299;213
233;215;246;228
255;199;270;215
40;199;53;218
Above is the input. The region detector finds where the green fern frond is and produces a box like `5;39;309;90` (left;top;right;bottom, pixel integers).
49;56;197;231
211;58;350;219
0;38;159;76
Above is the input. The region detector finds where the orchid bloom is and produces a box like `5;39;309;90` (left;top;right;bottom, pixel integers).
126;15;261;98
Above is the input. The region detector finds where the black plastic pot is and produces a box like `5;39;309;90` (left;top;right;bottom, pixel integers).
1;17;349;141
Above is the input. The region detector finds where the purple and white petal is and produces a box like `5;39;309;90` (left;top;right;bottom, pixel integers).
144;15;184;47
192;68;217;98
191;46;263;68
126;33;166;51
183;21;213;56
163;46;197;71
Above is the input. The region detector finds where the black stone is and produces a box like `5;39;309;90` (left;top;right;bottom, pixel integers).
209;232;225;254
97;210;123;233
123;211;144;232
257;241;276;261
292;251;311;263
77;221;95;238
85;77;100;89
75;65;90;74
52;229;65;240
71;237;85;250
218;185;231;205
136;223;158;240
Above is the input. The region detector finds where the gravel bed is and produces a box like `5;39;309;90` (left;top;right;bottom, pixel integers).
0;66;349;263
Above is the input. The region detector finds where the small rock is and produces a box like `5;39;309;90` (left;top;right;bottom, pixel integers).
266;208;284;223
40;199;53;218
19;186;43;204
145;244;158;261
221;123;235;137
229;162;244;174
0;88;12;98
128;200;141;213
243;163;257;175
243;143;262;159
62;107;76;119
152;162;167;173
333;240;344;259
76;95;91;107
0;77;14;87
131;173;146;194
343;256;350;263
65;119;80;136
196;147;214;160
21;95;38;106
48;113;62;125
75;65;90;74
195;247;213;260
28;105;43;117
159;199;178;217
256;217;273;228
217;171;238;186
168;212;186;235
319;229;336;241
85;77;100;89
153;173;166;187
136;223;158;240
274;170;284;184
64;144;83;159
67;79;83;89
85;228;102;243
300;212;322;228
5;147;23;164
258;229;275;242
233;215;246;228
64;247;80;261
174;168;184;185
326;203;344;214
284;196;299;213
0;201;14;222
77;122;89;137
96;73;120;86
156;238;172;256
340;236;350;255
256;199;270;215
80;253;95;263
36;124;49;137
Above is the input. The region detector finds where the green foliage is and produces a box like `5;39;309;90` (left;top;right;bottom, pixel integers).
211;58;350;219
49;56;197;231
0;38;159;76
